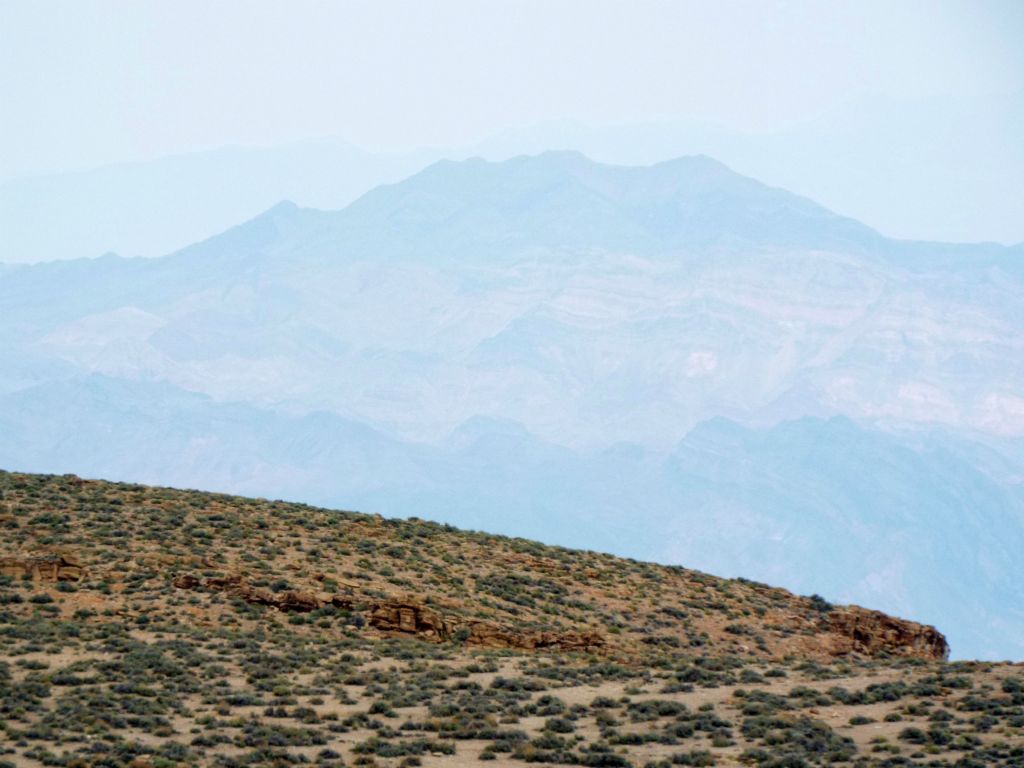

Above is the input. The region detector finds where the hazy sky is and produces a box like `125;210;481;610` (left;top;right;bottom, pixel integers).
2;0;1023;242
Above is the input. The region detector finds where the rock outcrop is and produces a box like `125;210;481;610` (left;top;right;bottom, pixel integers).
826;606;949;660
1;553;85;582
172;572;338;614
167;569;945;661
369;600;452;640
172;572;605;653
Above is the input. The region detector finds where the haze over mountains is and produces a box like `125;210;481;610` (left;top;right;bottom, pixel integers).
0;137;435;264
5;94;1023;265
1;152;1022;660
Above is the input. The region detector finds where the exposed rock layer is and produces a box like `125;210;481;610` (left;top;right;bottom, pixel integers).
170;570;944;659
827;606;949;661
0;553;85;582
172;573;332;614
172;572;605;652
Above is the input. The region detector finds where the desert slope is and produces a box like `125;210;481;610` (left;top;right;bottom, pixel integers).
5;471;1024;768
0;470;947;663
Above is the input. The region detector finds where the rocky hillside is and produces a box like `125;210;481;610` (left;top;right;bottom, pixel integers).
6;471;1023;768
0;471;946;664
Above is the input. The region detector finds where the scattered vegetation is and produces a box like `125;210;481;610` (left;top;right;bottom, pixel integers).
0;470;1020;767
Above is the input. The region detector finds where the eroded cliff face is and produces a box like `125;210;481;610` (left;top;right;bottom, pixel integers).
826;606;949;661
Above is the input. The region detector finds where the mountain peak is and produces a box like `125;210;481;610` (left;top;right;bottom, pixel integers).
330;151;882;258
265;198;300;215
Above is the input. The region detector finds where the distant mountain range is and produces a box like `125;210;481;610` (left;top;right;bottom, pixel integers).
1;152;1022;659
0;137;435;263
6;95;1024;264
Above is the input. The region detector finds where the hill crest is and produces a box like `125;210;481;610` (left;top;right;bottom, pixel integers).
0;470;946;663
